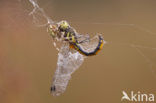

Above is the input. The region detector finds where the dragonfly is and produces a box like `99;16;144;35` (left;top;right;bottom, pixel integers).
47;20;106;96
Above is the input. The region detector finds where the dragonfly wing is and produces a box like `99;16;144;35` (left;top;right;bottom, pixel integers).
77;34;106;53
51;43;84;96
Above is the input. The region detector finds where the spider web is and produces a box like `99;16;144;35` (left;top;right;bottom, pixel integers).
27;0;156;90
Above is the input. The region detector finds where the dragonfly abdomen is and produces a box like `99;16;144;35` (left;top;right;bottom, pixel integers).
71;35;104;56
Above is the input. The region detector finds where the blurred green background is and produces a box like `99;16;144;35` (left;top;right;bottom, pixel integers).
0;0;156;103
